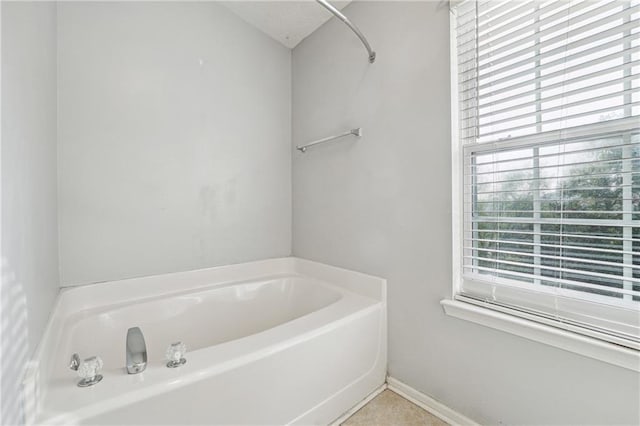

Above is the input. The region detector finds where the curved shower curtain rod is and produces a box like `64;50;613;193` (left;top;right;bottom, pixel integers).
316;0;376;63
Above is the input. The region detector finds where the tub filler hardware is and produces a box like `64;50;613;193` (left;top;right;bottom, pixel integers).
126;327;147;374
69;354;103;387
165;342;187;368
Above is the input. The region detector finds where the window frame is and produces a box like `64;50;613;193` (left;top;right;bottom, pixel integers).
444;1;640;372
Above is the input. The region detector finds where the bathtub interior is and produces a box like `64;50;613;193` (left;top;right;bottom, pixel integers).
51;276;343;380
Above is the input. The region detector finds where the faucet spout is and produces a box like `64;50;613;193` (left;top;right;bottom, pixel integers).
126;327;147;374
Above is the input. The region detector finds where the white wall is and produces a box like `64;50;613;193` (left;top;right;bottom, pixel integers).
292;2;640;425
57;2;292;286
1;3;59;424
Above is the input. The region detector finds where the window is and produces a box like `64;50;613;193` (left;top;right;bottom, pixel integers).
451;0;640;350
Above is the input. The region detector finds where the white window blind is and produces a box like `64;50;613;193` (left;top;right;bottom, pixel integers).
453;0;640;348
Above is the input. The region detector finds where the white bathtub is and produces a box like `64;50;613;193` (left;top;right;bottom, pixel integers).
26;258;386;425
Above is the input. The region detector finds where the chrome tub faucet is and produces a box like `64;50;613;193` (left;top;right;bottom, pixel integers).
126;327;147;374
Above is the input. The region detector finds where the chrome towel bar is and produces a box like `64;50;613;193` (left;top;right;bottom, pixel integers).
296;128;362;153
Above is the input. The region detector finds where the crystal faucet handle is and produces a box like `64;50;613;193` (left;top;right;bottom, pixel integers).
77;356;104;387
165;342;187;368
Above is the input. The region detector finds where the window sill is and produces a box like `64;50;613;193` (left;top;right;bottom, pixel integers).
440;299;640;372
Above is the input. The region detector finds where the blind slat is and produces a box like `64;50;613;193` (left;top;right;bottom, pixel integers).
463;237;639;256
468;216;638;227
462;258;640;287
476;53;639;102
477;37;640;92
465;63;640;112
462;118;640;153
478;1;542;35
468;197;639;204
468;187;639;197
477;4;639;62
479;73;640;120
462;229;640;243
478;1;623;51
477;21;640;75
462;265;639;298
470;141;637;167
479;101;640;139
478;88;640;129
464;251;640;274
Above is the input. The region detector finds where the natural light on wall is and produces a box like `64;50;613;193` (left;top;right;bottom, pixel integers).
451;0;639;350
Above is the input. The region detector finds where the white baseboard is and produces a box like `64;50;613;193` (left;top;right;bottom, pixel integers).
329;383;388;426
386;377;478;426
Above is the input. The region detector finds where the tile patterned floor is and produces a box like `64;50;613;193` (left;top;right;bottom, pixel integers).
341;390;448;426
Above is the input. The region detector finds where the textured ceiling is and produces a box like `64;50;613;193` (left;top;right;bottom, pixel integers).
221;1;351;49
